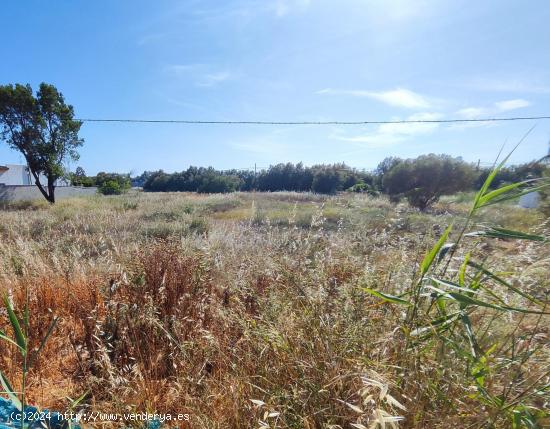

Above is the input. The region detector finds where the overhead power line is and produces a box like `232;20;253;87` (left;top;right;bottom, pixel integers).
76;115;550;125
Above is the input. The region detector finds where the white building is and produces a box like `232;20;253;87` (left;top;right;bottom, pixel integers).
0;164;69;186
518;191;541;208
518;143;549;209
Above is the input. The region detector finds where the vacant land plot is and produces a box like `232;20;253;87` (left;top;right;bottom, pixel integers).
0;192;547;428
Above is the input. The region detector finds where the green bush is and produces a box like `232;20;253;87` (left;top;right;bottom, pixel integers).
96;173;131;195
98;180;123;195
346;182;379;196
383;154;475;210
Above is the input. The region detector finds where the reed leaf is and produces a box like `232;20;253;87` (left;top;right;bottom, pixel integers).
0;329;25;352
480;182;550;207
458;253;470;287
0;369;21;410
444;291;549;315
420;224;452;276
29;316;59;369
467;261;544;306
465;227;546;242
2;295;27;354
361;288;411;306
460;312;480;358
470;126;534;214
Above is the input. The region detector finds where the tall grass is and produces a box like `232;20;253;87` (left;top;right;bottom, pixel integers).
364;148;549;427
0;185;547;427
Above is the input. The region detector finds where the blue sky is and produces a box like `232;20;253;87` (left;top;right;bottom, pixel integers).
1;0;549;175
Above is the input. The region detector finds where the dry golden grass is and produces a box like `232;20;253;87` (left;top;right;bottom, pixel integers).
0;192;547;428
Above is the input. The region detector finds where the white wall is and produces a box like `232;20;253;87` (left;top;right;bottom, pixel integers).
0;185;98;202
0;164;70;186
0;164;32;185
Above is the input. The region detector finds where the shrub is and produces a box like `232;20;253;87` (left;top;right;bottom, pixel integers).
96;173;131;195
98;180;123;195
346;182;379;196
383;154;475;210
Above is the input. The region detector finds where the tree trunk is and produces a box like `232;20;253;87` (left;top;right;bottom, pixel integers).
29;168;55;203
47;177;56;204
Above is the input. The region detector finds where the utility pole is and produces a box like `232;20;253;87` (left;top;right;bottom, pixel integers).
254;163;257;192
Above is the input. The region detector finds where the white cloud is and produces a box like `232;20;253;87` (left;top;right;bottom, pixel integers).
271;0;311;17
461;77;550;94
494;99;530;111
164;64;204;75
317;88;432;109
164;64;235;87
456;99;530;119
186;0;312;22
455;107;491;119
332;112;443;148
197;71;233;87
365;0;436;23
367;89;432;109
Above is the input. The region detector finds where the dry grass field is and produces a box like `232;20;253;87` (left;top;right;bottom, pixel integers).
0;191;548;428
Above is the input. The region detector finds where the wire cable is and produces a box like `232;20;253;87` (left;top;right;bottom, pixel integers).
76;115;550;125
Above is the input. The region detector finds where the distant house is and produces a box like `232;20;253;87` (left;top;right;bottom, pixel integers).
518;143;549;209
518;191;540;208
0;164;70;187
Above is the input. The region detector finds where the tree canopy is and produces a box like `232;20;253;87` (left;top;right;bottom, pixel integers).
141;163;372;194
383;154;476;210
0;83;83;203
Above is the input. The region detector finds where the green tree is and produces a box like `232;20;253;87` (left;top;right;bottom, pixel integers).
70;166;91;186
0;83;84;203
95;172;131;194
383;154;475;210
74;166;86;180
311;166;342;194
374;156;402;191
197;174;241;193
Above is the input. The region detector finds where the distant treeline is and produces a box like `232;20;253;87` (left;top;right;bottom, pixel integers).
70;168;131;195
132;157;545;195
70;154;547;208
135;163;374;195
